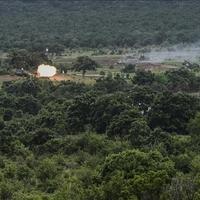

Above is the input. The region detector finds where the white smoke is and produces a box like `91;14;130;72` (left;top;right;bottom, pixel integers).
37;64;57;77
122;43;200;64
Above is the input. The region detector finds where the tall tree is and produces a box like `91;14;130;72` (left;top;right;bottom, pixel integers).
72;56;98;77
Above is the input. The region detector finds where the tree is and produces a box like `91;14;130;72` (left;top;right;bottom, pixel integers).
66;93;96;132
37;158;60;192
2;78;41;97
148;92;199;134
3;109;13;121
107;109;142;137
8;49;51;70
0;119;5;130
99;150;175;200
16;95;41;115
29;128;55;147
72;56;98;77
0;182;14;200
94;76;128;93
129;86;155;114
121;64;136;73
188;112;200;150
129;119;151;147
54;176;85;200
188;112;200;136
91;93;130;133
162;173;197;200
133;70;155;85
165;68;200;92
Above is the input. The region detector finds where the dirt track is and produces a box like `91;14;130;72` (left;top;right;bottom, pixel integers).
0;75;20;82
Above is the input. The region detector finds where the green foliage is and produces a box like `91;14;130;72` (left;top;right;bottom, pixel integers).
188;112;200;136
165;68;200;92
72;56;98;76
149;92;199;134
16;95;41;115
95;76;128;93
66;93;96;132
2;78;41;97
8;50;51;70
129;86;155;114
129;119;151;147
107;109;142;137
1;1;200;50
133;70;155;85
122;64;136;73
162;173;198;200
0;61;200;199
91;93;130;133
99;149;175;200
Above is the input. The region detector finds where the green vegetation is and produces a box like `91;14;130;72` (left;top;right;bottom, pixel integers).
72;56;99;77
1;1;200;51
1;1;200;199
0;66;200;199
8;50;51;71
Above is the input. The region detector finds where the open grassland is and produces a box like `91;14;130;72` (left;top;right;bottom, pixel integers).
54;54;121;67
0;51;183;86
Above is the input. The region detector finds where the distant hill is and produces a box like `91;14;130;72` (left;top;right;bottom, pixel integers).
1;0;200;51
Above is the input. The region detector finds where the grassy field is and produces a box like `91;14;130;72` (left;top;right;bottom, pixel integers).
0;51;182;86
54;52;180;72
54;54;121;67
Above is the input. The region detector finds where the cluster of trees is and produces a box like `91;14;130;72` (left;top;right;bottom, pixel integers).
0;50;52;75
72;56;99;76
7;50;52;70
1;66;200;199
1;1;200;51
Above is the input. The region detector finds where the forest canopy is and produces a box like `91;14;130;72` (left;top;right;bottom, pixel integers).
1;1;200;51
0;68;200;198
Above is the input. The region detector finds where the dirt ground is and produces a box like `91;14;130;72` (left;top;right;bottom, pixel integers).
50;74;98;85
136;63;178;72
0;75;21;84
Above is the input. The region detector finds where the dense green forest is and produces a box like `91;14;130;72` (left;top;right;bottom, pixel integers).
0;67;200;199
2;1;200;199
1;0;200;51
